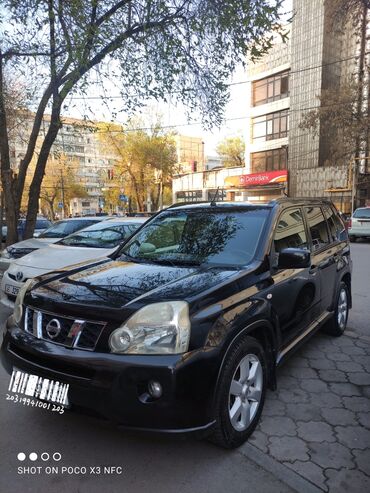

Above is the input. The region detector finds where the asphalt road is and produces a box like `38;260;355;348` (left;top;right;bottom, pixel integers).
0;242;368;493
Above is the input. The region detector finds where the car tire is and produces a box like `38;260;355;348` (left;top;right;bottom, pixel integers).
210;336;267;449
349;236;356;242
322;282;349;337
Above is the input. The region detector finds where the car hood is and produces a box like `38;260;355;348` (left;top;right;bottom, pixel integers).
8;244;114;277
28;258;241;312
10;237;59;250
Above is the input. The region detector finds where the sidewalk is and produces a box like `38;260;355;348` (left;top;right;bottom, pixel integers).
243;329;370;492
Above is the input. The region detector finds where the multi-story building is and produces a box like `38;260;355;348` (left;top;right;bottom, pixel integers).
173;0;369;212
174;135;205;174
9;114;118;216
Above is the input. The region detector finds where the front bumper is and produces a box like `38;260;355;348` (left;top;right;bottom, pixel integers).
1;317;221;433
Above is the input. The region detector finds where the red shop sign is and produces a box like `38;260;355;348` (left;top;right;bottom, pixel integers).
239;170;288;187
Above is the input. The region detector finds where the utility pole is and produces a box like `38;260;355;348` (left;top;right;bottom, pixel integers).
60;169;65;219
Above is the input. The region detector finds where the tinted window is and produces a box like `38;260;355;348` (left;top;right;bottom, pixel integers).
305;207;330;251
353;208;370;219
274;208;308;253
323;205;346;242
39;219;101;238
120;209;270;266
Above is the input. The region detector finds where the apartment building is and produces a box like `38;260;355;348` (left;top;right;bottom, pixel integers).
9;115;117;216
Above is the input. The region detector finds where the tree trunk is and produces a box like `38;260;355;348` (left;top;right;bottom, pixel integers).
0;53;22;245
24;106;62;238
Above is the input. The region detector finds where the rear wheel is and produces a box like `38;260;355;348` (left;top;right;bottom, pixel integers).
210;336;266;449
322;282;349;337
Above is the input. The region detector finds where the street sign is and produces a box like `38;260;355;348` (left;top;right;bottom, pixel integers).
58;202;63;209
119;194;128;202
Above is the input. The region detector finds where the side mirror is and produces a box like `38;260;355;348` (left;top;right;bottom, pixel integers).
278;248;311;269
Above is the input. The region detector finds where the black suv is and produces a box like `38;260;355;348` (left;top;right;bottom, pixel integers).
1;199;351;448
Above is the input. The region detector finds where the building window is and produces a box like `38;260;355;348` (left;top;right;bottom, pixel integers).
252;71;290;106
176;190;203;202
251;148;288;172
252;110;288;142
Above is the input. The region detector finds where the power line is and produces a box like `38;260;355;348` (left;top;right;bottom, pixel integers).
66;52;365;101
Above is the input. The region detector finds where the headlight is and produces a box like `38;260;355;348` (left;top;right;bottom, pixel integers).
1;249;11;259
13;279;37;324
109;301;191;355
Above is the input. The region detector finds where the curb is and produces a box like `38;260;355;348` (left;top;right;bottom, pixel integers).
239;443;324;493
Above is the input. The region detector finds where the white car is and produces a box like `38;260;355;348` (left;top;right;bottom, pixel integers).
0;217;109;278
348;207;370;242
0;217;145;309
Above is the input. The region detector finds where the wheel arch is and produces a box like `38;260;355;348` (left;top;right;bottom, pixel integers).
212;319;278;413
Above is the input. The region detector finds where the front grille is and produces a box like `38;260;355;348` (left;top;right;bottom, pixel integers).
24;307;105;351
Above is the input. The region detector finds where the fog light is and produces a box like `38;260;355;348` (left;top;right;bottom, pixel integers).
148;380;162;399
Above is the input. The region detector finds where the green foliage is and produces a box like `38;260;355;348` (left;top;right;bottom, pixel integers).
216;135;245;168
1;0;285;128
99;115;178;211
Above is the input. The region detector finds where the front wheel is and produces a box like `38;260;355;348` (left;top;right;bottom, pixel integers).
322;282;349;337
210;336;267;449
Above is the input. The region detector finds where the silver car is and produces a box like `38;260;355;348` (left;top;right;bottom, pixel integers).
348;207;370;242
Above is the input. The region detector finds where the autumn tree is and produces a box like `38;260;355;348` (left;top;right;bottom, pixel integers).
216;135;246;168
100;118;177;211
0;0;285;244
40;155;88;219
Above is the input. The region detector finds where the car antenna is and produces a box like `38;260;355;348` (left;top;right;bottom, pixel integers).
210;187;220;206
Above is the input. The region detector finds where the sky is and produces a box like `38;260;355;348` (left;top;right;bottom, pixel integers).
64;0;293;157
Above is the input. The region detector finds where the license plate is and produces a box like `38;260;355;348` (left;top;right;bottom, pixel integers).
9;369;70;407
5;284;19;296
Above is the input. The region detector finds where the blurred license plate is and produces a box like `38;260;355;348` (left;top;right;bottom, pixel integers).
5;284;19;296
9;369;70;407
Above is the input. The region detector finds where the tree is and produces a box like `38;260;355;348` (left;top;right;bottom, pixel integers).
23;153;88;219
99;117;178;211
216;135;245;168
0;0;285;244
40;157;88;219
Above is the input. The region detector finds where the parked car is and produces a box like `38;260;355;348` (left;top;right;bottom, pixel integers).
0;199;351;448
0;217;110;278
0;217;145;308
2;217;52;243
348;207;370;242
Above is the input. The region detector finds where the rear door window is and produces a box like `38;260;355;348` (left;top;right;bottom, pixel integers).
304;207;330;251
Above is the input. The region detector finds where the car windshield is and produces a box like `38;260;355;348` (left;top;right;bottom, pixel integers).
353;208;370;219
35;219;52;229
39;219;101;238
118;208;270;267
59;222;141;248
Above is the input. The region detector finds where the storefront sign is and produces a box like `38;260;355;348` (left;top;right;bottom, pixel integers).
225;170;288;188
240;170;288;187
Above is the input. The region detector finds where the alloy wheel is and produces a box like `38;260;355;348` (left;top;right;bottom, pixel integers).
228;354;263;431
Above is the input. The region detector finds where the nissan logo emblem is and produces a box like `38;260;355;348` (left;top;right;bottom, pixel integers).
16;271;23;282
45;319;62;339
